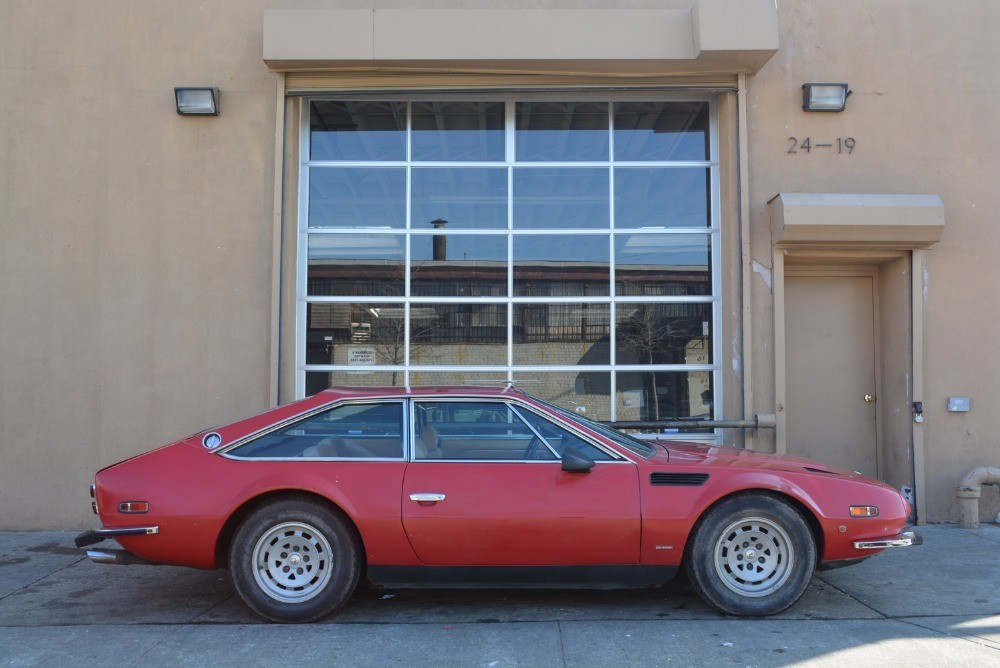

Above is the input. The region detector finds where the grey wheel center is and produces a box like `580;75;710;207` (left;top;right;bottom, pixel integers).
714;517;795;598
251;521;334;604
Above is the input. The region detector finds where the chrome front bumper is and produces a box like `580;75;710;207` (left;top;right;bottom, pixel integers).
74;526;159;548
853;530;923;550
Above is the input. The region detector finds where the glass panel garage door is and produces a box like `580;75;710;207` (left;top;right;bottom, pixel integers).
298;97;720;425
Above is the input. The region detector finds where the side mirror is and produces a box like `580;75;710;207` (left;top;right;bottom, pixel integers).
561;446;595;473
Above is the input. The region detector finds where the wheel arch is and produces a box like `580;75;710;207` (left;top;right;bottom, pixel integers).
683;488;825;567
214;490;365;570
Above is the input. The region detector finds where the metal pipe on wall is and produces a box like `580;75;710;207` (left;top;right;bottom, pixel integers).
956;466;1000;529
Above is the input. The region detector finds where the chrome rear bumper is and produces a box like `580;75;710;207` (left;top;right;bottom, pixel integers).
853;530;923;550
74;526;159;548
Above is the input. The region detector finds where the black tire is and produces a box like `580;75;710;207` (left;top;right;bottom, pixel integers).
684;493;816;616
229;498;360;623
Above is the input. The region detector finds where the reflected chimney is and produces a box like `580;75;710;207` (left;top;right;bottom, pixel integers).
430;218;448;261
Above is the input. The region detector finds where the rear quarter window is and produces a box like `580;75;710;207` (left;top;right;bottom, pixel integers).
227;401;404;459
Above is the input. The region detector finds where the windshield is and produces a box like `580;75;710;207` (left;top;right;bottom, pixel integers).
533;397;657;458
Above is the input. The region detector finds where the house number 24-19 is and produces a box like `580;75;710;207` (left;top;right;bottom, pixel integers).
787;137;856;154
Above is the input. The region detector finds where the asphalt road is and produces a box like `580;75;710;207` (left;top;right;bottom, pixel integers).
1;523;998;666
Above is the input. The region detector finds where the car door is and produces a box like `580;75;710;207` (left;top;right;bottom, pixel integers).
401;400;641;566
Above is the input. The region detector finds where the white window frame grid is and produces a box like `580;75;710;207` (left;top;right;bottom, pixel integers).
296;93;722;434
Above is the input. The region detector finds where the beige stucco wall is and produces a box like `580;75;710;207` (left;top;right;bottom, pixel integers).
2;0;999;528
0;1;280;529
746;0;1000;522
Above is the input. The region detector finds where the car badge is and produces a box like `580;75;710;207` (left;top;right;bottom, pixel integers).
202;432;223;449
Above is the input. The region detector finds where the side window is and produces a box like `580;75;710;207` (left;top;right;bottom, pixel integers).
517;408;616;461
413;401;556;461
228;402;404;459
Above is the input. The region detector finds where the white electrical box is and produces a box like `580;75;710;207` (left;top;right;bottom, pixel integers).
947;397;971;412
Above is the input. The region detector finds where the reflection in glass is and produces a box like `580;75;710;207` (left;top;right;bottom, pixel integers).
517;409;613;460
513;371;611;422
409;304;507;366
514;234;609;296
305;372;403;397
516;102;609;162
309;168;405;228
411;168;507;230
310;101;406;162
307;234;404;296
513;168;609;229
615;302;712;365
411;101;505;162
614;234;711;296
410;371;509;387
411;234;507;297
616;371;713;425
613;102;710;162
614;168;710;228
306;303;409;369
513;303;610;365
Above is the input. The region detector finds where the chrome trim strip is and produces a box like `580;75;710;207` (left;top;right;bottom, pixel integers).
219;456;407;462
853;531;921;550
95;526;159;538
75;526;159;548
509;404;562;459
219;398;408;458
513;401;625;461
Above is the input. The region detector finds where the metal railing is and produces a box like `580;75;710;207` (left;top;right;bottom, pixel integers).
603;414;777;431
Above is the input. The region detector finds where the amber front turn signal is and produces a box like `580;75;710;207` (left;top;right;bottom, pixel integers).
118;501;150;514
849;506;879;517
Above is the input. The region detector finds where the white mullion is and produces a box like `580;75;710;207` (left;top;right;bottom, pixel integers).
507;99;515;376
709;97;722;437
296;100;312;397
608;161;713;169
607;93;618;425
404;101;412;386
609;296;617;377
302;363;717;374
607;227;713;235
305;160;408;168
609;358;617;422
506;99;516;163
504;228;613;236
406;228;509;235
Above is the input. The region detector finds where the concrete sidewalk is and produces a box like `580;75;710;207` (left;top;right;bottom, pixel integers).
1;524;998;666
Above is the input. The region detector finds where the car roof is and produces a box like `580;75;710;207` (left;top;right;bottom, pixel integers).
316;385;526;400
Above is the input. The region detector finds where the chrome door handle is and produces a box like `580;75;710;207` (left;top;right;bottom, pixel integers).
409;493;446;503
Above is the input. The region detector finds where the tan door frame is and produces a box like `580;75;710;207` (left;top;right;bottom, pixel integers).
773;248;927;523
910;250;928;524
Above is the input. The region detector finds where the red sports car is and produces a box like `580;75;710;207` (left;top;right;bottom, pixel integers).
76;386;920;622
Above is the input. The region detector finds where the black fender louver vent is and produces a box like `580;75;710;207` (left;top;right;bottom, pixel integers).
650;472;709;486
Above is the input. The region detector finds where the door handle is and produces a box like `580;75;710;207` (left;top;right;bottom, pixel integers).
409;493;446;503
864;394;875;403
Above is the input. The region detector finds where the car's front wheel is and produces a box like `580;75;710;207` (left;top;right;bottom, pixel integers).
685;493;816;616
229;498;360;622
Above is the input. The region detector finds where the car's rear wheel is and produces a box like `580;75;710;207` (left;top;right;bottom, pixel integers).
229;498;360;622
685;493;816;616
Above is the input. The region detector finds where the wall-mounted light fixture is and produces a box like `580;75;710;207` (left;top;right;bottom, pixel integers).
802;83;851;112
174;87;220;116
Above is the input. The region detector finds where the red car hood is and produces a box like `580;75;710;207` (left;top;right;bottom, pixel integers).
651;440;861;477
